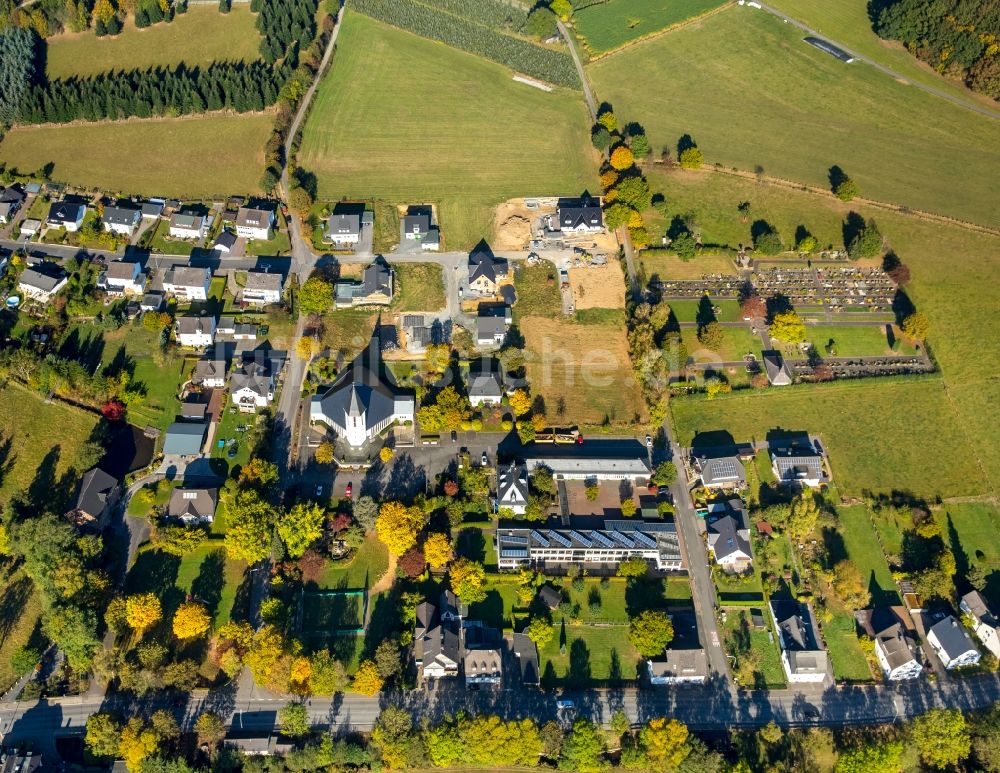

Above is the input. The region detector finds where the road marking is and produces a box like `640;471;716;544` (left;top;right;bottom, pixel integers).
711;631;720;647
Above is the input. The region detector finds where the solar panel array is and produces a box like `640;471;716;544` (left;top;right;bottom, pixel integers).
709;459;740;480
608;531;636;547
631;532;657;549
590;531;615;548
606;520;676;533
548;531;572;547
568;530;592;547
500;548;529;559
503;534;529;546
530;530;550;547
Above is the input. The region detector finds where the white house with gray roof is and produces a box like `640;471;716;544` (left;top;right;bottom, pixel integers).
960;590;1000;659
856;607;923;681
468;369;503;406
230;362;274;412
706;499;752;572
18;263;68;301
235;206;275;241
497;463;529;516
192;357;227;388
166;487;218;524
102;205;141;236
46;201;86;232
927;616;981;669
334;257;394;307
163;266;211;300
310;325;415;448
241;271;283;305
692;454;746;490
403;211;440;250
325;213;361;246
175;316;216;348
770;599;830;684
169;212;208;240
523;449;651;482
104;261;145;294
770;447;828;488
556;194;604;233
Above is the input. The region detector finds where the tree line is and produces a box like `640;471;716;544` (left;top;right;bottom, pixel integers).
874;0;1000;100
19;59;286;124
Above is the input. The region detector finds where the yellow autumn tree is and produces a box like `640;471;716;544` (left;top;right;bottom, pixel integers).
379;446;394;463
172;602;211;641
92;0;117;25
296;336;320;360
353;659;384;696
124;593;162;636
423;532;452;570
609;145;634;171
641;717;691;769
118;717;159;772
375;501;425;556
289;655;313;695
508;389;532;417
314;441;334;465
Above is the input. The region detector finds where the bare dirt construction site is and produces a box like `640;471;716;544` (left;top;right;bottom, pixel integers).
521;315;647;427
493;199;541;251
568;261;626;309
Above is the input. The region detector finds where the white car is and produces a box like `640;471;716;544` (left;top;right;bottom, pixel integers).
646;435;653;448
556;700;575;711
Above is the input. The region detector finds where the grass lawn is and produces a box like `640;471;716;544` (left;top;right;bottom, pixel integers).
588;7;1000;227
714;570;764;603
764;0;1000;112
245;221;292;257
0;382;98;506
320;309;377;360
45;6;261;80
144;219;198;256
316;536;389;591
298;13;599;251
210;407;257;470
393;263;446;312
175;543;246;628
638;252;737;280
539;624;645;685
823;608;873;683
513;261;562;321
670;378;982;498
455;526;498;570
721;607;786;689
573;0;728;55
697;326;761;362
301;591;365;633
522;315;647;427
667;298;742;324
806;325;893;358
126;480;177;518
834;504;898;605
0;113;273;198
936;502;1000;607
0;563;43;693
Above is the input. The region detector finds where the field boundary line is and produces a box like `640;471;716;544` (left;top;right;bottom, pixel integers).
11;107;275;132
695;166;1000;238
579;1;736;62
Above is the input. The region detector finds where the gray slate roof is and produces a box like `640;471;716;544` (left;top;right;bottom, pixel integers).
193;358;227;383
363;257;393;297
707;513;752;563
327;213;360;238
72;467;118;519
404;213;431;235
772;451;824;482
167;488;218;521
558;197;603;229
763;351;793;385
511;632;539;685
469;369;503;400
176;316;214;336
231;362;271;397
170;212;205;230
163;421;207;455
106;261;141;281
694;454;746;487
165;265;210;288
215;230;238;251
469;249;508;284
929;616;978;661
19;263;67;293
235;206;273;229
47;201;85;225
103;206;140;227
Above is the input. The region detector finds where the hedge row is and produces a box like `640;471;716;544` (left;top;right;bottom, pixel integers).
349;0;579;88
418;0;529;31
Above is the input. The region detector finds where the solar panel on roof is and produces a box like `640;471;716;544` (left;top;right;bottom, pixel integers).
568;530;592;547
500;549;529;559
605;520;639;532
590;531;615;548
548;531;572;547
606;520;676;533
710;459;739;480
632;532;657;548
530;530;550;547
503;534;529;546
608;530;636;547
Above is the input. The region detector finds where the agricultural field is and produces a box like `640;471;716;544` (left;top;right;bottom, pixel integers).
638;252;737;281
642;169;1000;499
0;383;98;506
588;7;1000;227
298;14;598;250
45;6;262;80
0;113;273;198
764;0;1000;113
670;378;982;498
573;0;728;56
521;315;647;427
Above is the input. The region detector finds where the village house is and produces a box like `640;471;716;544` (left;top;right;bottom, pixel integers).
46;200;86;232
192;357;227;388
0;185;26;224
65;468;120;532
692;453;746;490
230;361;275;412
468;366;503;407
463;624;504;687
103;260;146;295
324;213;361;247
235;206;275;241
927;616;981;670
166;488;218;524
523;447;652;482
169;212;208;240
175;316;216;348
770;599;830;684
706;499;753;572
214;230;238;254
334;257;394;307
310;326;415;448
647;648;709;685
856;607;923;681
19;219;41;239
414;592;462;681
770;446;828;488
496;462;529;516
960;591;1000;659
555;194;604;233
476;304;511;347
102;205;142;236
141;291;164;312
141;200;164;220
403;210;440;251
18;262;68;301
468;248;509;296
242;271;284;305
162;421;207;458
163;266;211;300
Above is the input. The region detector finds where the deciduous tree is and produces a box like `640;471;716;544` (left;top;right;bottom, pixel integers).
352;659;384;695
508;388;532;417
831;559;869;610
225;489;275;564
278;501;325;558
678;147;703;169
376;501;425;556
125;593;162;636
314;441;334;465
194;712;226;748
279;702;311;737
172;602;211;641
697;321;724;351
628;610;674;656
86;712;122;758
560;718;607;772
423;532;452;570
299;276;333;316
769;310;806;343
902;311;930;341
910;708;970;769
609;145;634;171
450;558;487;604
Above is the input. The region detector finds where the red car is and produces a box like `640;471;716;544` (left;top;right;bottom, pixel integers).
344;482;353;497
576;434;584;444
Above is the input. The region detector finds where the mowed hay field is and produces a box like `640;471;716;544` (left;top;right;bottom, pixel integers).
0;113;273;197
588;7;1000;227
0;383;98;504
573;0;728;55
568;261;626;309
521;316;646;426
652;170;1000;497
298;13;599;250
764;0;1000;112
45;6;261;80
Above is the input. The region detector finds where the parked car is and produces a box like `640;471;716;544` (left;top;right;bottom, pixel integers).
481;451;489;466
315;484;323;497
344;482;353;497
646;434;653;448
556;700;575;710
